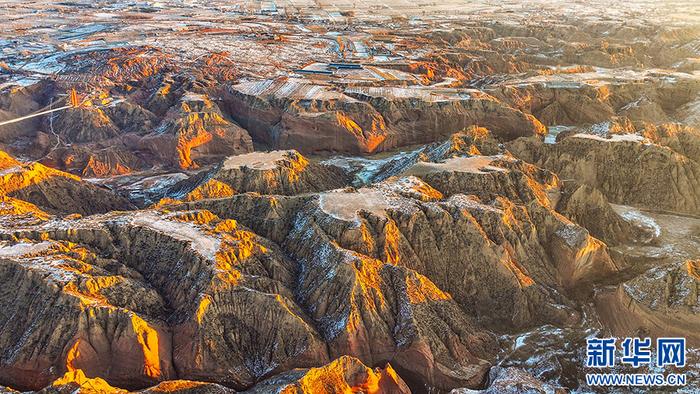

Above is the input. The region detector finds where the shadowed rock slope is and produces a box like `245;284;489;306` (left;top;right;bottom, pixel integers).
507;133;700;215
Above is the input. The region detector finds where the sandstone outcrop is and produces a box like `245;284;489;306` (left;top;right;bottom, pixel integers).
140;93;253;170
0;202;496;392
41;370;128;394
324;126;502;186
507;134;700;215
450;367;566;394
0;82;47;144
493;71;700;129
52;105;121;144
595;260;700;347
641;123;700;163
556;183;645;246
0;150;133;215
177;151;614;331
0;236;175;390
44;144;145;178
165;150;349;200
245;356;410;394
0;209;329;390
0;195;49;227
220;79;544;155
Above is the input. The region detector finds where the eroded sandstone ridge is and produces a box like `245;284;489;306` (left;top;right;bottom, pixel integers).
1;126;699;393
0;150;132;215
508;132;700;215
221;79;545;155
165;150;350;199
0;132;618;393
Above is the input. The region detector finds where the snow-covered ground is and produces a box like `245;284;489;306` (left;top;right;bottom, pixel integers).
408;155;509;176
131;212;220;260
572;133;646;143
318;188;391;221
222;150;294;171
0;241;52;258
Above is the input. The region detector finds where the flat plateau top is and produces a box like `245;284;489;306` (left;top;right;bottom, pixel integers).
222;151;293;171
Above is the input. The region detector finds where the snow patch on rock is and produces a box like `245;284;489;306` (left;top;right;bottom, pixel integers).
131;212;220;260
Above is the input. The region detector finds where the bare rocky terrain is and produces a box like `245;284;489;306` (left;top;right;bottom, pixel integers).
1;0;700;393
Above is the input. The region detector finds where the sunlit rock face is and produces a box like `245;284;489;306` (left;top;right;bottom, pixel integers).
221;79;544;155
0;236;175;390
139;93;253;170
162;150;350;201
0;195;49;228
0;209;326;390
246;356;411;394
0;150;133;215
